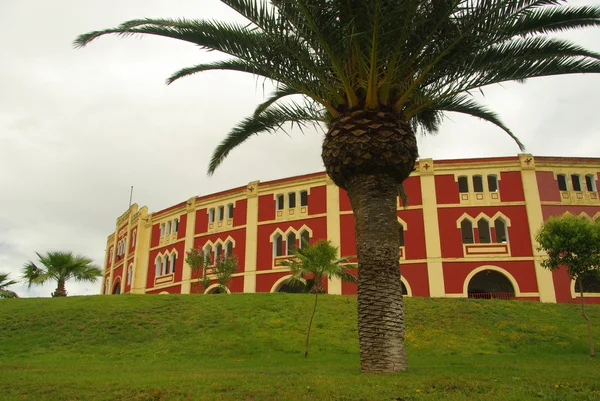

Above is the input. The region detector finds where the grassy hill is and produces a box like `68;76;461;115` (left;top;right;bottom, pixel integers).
1;294;599;400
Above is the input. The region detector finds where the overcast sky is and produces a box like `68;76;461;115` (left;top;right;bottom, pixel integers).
1;0;599;298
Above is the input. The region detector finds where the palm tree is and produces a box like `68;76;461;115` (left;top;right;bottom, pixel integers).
74;1;600;373
0;272;19;298
22;251;102;297
279;239;357;358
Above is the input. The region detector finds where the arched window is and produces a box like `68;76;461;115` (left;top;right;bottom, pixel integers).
160;223;165;237
215;243;223;259
557;174;568;191
276;194;284;210
162;256;169;275
287;232;297;255
225;241;233;256
273;233;283;257
300;190;308;207
473;175;484;193
571;174;582;192
155;257;162;277
132;230;137;247
300;230;310;248
170;254;176;274
458;176;469;193
575;273;600;293
204;245;213;265
288;192;296;208
174;218;179;233
585;174;597;192
461;220;474;244
477;219;491;243
487;175;498;192
127;264;133;285
494;218;508;243
167;221;172;235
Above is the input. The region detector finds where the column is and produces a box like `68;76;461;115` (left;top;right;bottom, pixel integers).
180;197;197;294
325;175;343;294
243;181;260;293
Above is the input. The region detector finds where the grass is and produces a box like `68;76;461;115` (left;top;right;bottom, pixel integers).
1;294;599;400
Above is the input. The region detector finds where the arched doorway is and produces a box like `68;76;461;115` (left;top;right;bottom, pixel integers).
575;273;600;293
401;281;408;296
112;281;121;295
206;286;227;294
275;279;306;293
467;270;514;300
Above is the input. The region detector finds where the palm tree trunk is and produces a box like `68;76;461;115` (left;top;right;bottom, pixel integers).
578;277;596;357
52;279;67;297
305;291;318;358
346;173;407;373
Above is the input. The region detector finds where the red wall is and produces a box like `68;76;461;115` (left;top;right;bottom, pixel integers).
258;194;275;222
308;185;327;215
146;284;182;294
542;205;600;220
402;176;423;206
256;217;327;271
146;241;186;288
435;175;460;205
437;206;532;258
536;171;561;202
498;172;525;202
340;189;352;211
234;199;248;227
150;223;160;248
177;214;187;240
192;228;247;274
443;261;538;294
195;209;208;234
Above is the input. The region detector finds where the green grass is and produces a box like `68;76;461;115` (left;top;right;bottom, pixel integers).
1;294;599;400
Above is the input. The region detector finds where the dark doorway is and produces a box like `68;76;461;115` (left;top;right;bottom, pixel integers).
468;270;514;300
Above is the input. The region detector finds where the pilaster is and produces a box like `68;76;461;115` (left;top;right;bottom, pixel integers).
325;174;342;294
243;181;260;293
131;207;151;294
181;197;197;294
519;154;556;303
419;159;445;297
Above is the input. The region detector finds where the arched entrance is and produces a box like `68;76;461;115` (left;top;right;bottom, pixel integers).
401;281;408;296
275;279;306;293
467;270;514;300
112;281;121;295
206;287;226;294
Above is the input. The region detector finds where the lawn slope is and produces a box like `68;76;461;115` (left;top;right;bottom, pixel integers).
1;294;599;400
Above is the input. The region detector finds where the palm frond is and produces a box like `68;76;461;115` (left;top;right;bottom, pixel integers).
208;101;325;175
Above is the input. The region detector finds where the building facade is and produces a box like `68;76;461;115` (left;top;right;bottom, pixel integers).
102;154;600;303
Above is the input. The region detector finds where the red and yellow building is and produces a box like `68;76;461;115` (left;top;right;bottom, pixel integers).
102;154;600;303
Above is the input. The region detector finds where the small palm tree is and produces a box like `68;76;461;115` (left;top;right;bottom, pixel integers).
279;239;357;358
75;1;600;373
22;251;102;297
0;272;19;298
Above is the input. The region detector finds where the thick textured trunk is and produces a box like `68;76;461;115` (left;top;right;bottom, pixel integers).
347;174;407;373
52;279;67;297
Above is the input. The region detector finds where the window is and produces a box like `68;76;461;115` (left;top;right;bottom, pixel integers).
473;175;484;193
461;220;474;244
273;233;283;257
276;194;284;210
495;218;508;243
300;191;308;207
204;245;213;265
127;264;133;285
571;174;582;192
300;230;310;248
218;206;225;221
155;258;162;277
575;273;600;293
227;203;234;219
170;254;176;274
487;175;498;192
399;225;405;247
109;247;113;264
225;241;233;256
166;221;172;235
208;208;215;223
174;219;179;233
162;257;168;275
585;174;597;192
458;176;469;193
557;174;568;191
286;232;297;255
477;219;491;243
288;192;297;208
160;223;165;237
215;243;223;259
132;230;136;247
